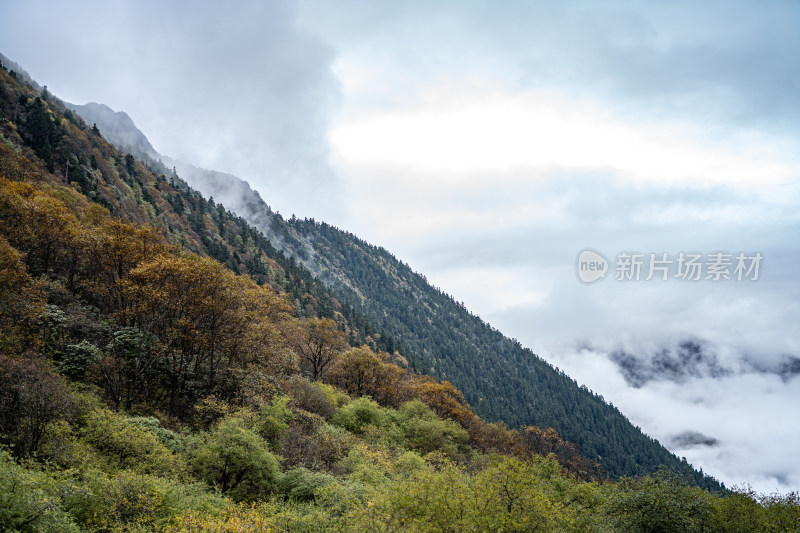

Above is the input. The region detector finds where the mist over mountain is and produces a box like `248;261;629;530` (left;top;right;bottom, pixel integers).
670;431;720;450
65;102;158;160
609;340;731;388
606;340;800;389
66;103;284;256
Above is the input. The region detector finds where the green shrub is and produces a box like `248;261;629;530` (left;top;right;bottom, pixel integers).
37;419;102;470
396;400;468;457
393;450;428;477
57;340;100;380
760;490;800;532
276;467;336;502
192;416;281;501
62;467;225;532
345;456;581;532
256;396;294;447
604;469;716;533
164;503;283;532
129;416;187;454
713;486;767;532
0;449;80;533
340;444;396;487
286;379;346;419
80;408;186;476
314;480;368;518
331;396;386;435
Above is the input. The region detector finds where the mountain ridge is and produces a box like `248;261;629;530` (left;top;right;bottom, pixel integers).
67;80;721;488
65;102;158;160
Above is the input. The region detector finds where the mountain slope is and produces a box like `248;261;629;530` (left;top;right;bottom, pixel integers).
0;60;398;356
65;102;159;160
1;50;613;479
265;216;721;485
68;74;720;488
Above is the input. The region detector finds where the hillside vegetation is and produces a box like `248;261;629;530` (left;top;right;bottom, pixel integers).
1;57;799;531
62;60;725;484
273;215;703;481
113;100;734;484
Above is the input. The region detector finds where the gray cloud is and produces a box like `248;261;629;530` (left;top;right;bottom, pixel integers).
303;0;800;139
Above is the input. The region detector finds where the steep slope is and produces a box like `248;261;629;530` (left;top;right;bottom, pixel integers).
0;58;394;355
0;52;609;477
65;102;159;160
67;73;721;488
264;217;724;486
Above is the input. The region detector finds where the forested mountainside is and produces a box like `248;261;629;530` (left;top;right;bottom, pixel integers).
4;77;403;356
4;52;800;532
273;216;711;481
77;97;724;487
0;53;598;531
19;52;722;487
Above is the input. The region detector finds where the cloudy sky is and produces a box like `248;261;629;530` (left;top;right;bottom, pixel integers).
2;0;799;492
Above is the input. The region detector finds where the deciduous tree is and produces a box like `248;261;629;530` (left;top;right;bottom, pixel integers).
0;235;45;353
0;354;71;457
120;253;294;416
290;317;347;380
325;345;383;397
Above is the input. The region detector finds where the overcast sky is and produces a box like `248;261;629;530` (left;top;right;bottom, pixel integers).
2;0;799;492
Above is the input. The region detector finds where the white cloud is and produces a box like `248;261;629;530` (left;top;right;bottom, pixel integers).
552;348;800;493
331;88;798;188
426;265;552;315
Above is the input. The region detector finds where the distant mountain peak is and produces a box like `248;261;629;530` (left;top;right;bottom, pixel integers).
609;340;731;388
669;431;720;449
66;100;276;226
66;101;159;161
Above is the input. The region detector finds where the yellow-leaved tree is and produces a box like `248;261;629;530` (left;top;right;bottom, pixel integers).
114;253;294;415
